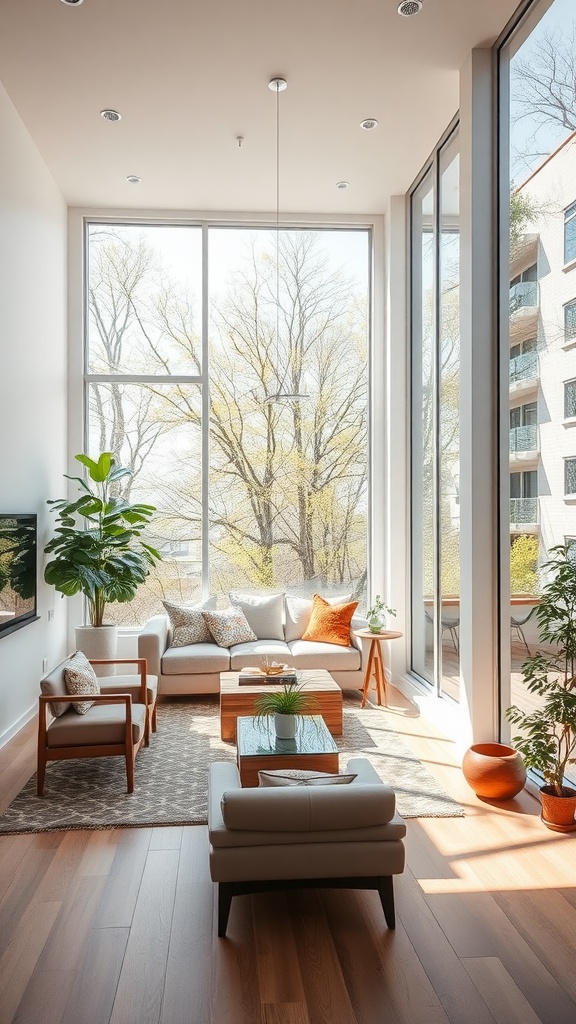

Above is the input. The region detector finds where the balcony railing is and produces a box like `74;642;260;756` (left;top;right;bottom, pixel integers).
510;497;538;524
509;281;538;314
509;352;538;384
509;424;538;453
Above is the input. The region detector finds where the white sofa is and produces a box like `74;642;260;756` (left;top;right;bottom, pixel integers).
138;592;367;695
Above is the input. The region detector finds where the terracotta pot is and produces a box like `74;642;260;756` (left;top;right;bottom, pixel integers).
462;742;526;800
540;786;576;832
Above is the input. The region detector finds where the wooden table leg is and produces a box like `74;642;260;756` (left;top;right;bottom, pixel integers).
361;639;376;708
373;640;388;707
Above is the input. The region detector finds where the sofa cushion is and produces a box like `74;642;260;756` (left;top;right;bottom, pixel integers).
229;639;292;670
284;593;352;642
288;639;361;671
202;607;257;647
258;769;357;787
64;652;101;714
301;594;359;647
162;599;214;647
229;591;285;641
162;642;230;675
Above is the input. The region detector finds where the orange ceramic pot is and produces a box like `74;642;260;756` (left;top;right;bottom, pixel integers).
540;786;576;832
462;743;526;800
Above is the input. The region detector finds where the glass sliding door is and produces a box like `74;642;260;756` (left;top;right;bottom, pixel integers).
411;125;460;698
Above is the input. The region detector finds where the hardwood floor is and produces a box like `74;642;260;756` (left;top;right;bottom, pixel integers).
1;688;575;1024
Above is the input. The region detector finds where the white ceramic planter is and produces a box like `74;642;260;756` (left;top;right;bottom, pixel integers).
75;624;118;676
274;712;297;739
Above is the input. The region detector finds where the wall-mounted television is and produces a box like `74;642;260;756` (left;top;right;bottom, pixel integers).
0;514;39;638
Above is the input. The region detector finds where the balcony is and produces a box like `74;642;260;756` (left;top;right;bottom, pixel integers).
510;497;539;531
509;352;538;399
509;424;538;457
509;281;538;314
509;282;539;343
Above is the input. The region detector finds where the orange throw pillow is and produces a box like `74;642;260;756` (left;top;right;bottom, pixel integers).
301;594;359;647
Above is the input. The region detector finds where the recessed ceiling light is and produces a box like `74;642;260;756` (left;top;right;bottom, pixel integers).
126;175;141;185
100;109;121;122
398;0;423;16
60;0;84;5
336;181;349;190
360;118;378;131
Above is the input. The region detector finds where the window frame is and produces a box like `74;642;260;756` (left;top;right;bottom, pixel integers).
564;201;576;266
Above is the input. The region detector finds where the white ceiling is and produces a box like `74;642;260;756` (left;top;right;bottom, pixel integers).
0;0;519;215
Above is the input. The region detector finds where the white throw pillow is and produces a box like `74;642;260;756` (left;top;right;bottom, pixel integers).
64;651;101;715
258;769;357;787
202;607;257;648
163;599;216;647
228;592;285;640
284;594;353;642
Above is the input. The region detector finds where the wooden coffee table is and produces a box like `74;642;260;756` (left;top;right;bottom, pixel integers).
220;668;343;741
236;715;339;788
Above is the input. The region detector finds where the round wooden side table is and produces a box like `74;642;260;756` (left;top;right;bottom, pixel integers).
354;629;403;708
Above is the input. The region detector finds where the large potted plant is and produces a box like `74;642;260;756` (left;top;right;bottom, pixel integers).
45;452;160;663
506;544;576;832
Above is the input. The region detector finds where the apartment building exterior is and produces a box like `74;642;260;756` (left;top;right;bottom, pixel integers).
510;131;576;572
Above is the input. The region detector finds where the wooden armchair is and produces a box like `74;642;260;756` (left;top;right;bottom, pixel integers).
38;655;150;796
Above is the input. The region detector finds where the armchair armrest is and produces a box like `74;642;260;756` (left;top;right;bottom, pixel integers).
138;616;168;677
38;692;135;748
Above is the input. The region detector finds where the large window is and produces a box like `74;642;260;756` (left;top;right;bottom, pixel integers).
564;201;576;265
85;223;370;624
501;0;576;786
410;126;460;700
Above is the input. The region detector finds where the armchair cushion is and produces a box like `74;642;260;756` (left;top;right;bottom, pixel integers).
64;651;101;714
46;701;146;747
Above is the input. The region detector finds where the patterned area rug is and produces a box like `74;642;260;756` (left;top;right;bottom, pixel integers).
0;696;463;833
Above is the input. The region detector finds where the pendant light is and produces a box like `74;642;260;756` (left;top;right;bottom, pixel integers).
265;77;308;406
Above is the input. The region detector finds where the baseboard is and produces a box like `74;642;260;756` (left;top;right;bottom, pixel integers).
0;702;36;750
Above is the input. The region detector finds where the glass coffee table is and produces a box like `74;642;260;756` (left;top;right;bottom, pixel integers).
236;715;339;788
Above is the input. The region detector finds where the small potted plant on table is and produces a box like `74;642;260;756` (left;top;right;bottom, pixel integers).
506;544;576;832
254;680;318;739
366;595;396;634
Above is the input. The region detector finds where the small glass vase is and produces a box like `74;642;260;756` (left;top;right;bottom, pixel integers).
368;612;385;633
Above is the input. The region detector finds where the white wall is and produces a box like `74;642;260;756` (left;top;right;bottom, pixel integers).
0;81;68;745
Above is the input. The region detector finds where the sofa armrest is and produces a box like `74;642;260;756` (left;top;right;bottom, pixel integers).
138;616;169;677
350;614;368;661
208;761;242;838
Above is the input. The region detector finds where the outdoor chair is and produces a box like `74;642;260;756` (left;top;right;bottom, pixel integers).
510;607;537;656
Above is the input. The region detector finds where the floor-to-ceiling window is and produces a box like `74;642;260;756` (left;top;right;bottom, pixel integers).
410;126;461;700
500;0;576;783
85;222;370;624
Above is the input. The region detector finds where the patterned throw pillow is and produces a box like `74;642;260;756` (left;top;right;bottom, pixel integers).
163;600;213;647
301;594;359;647
258;769;357;787
64;651;101;715
201;607;257;648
